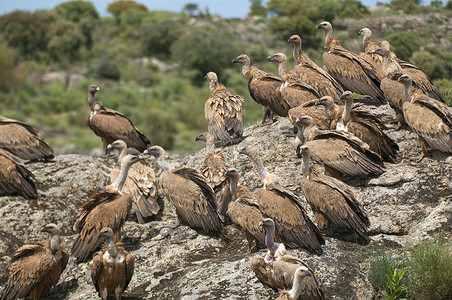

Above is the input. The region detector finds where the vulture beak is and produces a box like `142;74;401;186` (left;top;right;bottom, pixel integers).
96;86;100;91
204;74;208;80
40;226;49;233
232;58;238;64
315;99;326;106
316;24;322;29
357;30;362;36
195;134;203;142
107;144;114;150
98;231;105;238
266;55;274;62
301;269;312;277
287;37;293;44
258;220;264;228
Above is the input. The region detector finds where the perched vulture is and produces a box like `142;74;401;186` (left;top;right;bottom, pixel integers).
226;169;267;252
72;154;145;263
107;140;159;223
240;146;324;255
195;132;234;222
356;28;384;80
379;41;444;102
90;227;134;300
86;85;150;154
288;99;330;132
398;75;452;159
232;54;288;124
316;92;399;162
0;148;37;199
266;53;320;108
316;21;385;104
204;72;244;146
276;265;325;300
258;218;289;262
288;34;344;102
0;115;53;161
299;145;370;243
294;116;385;178
369;46;407;128
1;224;69;300
144;146;223;236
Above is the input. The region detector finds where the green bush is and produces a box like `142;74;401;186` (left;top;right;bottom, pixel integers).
385;31;420;61
54;1;99;22
369;252;406;293
410;51;445;81
96;56;121;80
433;79;452;106
382;267;407;300
140;18;186;58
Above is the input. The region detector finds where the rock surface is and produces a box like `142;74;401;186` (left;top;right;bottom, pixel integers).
0;103;451;299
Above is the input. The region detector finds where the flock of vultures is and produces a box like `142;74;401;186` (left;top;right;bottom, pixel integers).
1;21;451;300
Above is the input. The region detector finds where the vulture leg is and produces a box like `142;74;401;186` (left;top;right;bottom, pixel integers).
417;137;430;162
262;106;274;125
244;232;256;253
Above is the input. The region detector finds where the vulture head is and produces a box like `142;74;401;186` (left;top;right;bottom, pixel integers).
369;47;388;57
98;227;114;239
398;74;413;86
204;72;219;91
315;96;335;108
89;84;100;95
299;145;310;157
41;223;60;235
316;21;332;32
195;132;214;143
107;140;127;152
288;34;302;46
239;145;256;157
294;115;314;128
224;168;239;180
232;54;250;65
266;52;286;64
144;146;165;159
340;91;354;103
294;265;312;279
378;40;391;51
259;218;275;232
357;27;372;37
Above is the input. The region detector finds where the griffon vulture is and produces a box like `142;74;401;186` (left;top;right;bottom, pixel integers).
240;146;324;255
288;99;331;132
1;224;68;300
72;155;145;263
144;146;223;236
266;53;320;108
195;132;235;222
356;28;384;80
276;265;325;300
316;21;385;104
90;227;134;300
294;116;385;178
232;54;288;124
316;92;399;162
86;85;150;154
0;115;54;161
0;148;37;199
398;74;452;159
288;34;344;102
204;72;244;146
299;145;370;243
107;140;159;223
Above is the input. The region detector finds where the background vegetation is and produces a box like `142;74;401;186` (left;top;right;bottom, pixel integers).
0;0;451;154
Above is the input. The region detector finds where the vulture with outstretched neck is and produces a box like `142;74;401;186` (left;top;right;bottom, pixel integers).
144;146;223;236
299;145;370;243
232;54;288;124
1;224;69;300
398;74;452;159
72;154;145;263
240;146;324;255
86;85;150;154
356;28;384;80
204;72;244;146
107;140;159;223
195;132;234;222
316;92;399;162
316;21;385;104
0;115;54;162
90;227;134;300
378;41;444;102
0;148;37;199
288;34;344;102
266;52;320;108
294;116;384;179
225;169;268;252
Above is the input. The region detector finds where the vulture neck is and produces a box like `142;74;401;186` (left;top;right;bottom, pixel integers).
49;233;62;253
228;174;239;198
292;43;301;64
241;60;251;77
157;156;171;171
362;33;372;46
117;148;127;163
112;160;133;192
88;92;96;110
264;226;278;254
323;30;333;48
342;100;353;123
288;273;304;300
381;54;401;78
209;79;219;93
249;153;267;183
302;123;320;143
323;103;336;121
403;84;413;102
277;60;287;78
205;136;215;155
105;235;118;258
301;154;311;179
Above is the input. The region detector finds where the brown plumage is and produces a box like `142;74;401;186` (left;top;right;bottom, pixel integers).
195;132;234;222
225;169;268;251
107;140;159;223
295;116;385;178
356;28;384;80
288;34;344;102
72;155;145;263
90;227;134;300
1;224;69;300
0;148;37;199
233;54;289;124
316;92;399;162
299;145;370;243
316;22;385;104
144;146;223;236
86;85;150;154
0;115;54;161
288;99;330;132
204;72;244;146
240;146;324;255
266;53;320;108
378;41;444;103
252;255;324;300
398;75;452;159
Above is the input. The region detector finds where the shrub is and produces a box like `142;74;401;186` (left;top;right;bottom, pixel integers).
54;1;99;22
140;18;186;58
410;51;445;81
433;79;452;106
382;267;407;300
96;56;121;80
385;31;420;61
107;0;148;18
369;251;406;293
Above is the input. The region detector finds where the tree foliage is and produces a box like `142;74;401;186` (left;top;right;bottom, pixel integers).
385;31;420;61
96;56;121;80
54;1;99;22
107;0;148;17
249;0;267;17
140;18;186;58
48;20;85;65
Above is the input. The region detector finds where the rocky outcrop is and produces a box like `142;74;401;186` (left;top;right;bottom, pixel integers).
0;104;451;299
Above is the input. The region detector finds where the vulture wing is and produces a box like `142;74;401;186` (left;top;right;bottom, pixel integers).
227;200;266;246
